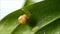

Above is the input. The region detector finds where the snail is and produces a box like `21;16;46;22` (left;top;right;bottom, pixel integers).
18;14;29;24
18;9;31;24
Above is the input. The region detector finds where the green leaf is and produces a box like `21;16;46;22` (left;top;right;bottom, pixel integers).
0;0;60;34
24;0;60;33
0;10;24;34
24;0;44;7
35;18;60;34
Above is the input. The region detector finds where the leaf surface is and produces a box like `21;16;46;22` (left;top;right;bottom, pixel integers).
0;0;60;34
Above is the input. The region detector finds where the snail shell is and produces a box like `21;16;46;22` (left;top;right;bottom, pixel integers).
18;14;29;24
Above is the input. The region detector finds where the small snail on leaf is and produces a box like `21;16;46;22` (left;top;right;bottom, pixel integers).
18;14;29;24
18;9;31;24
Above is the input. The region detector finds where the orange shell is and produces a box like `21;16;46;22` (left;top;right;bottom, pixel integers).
18;14;29;24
